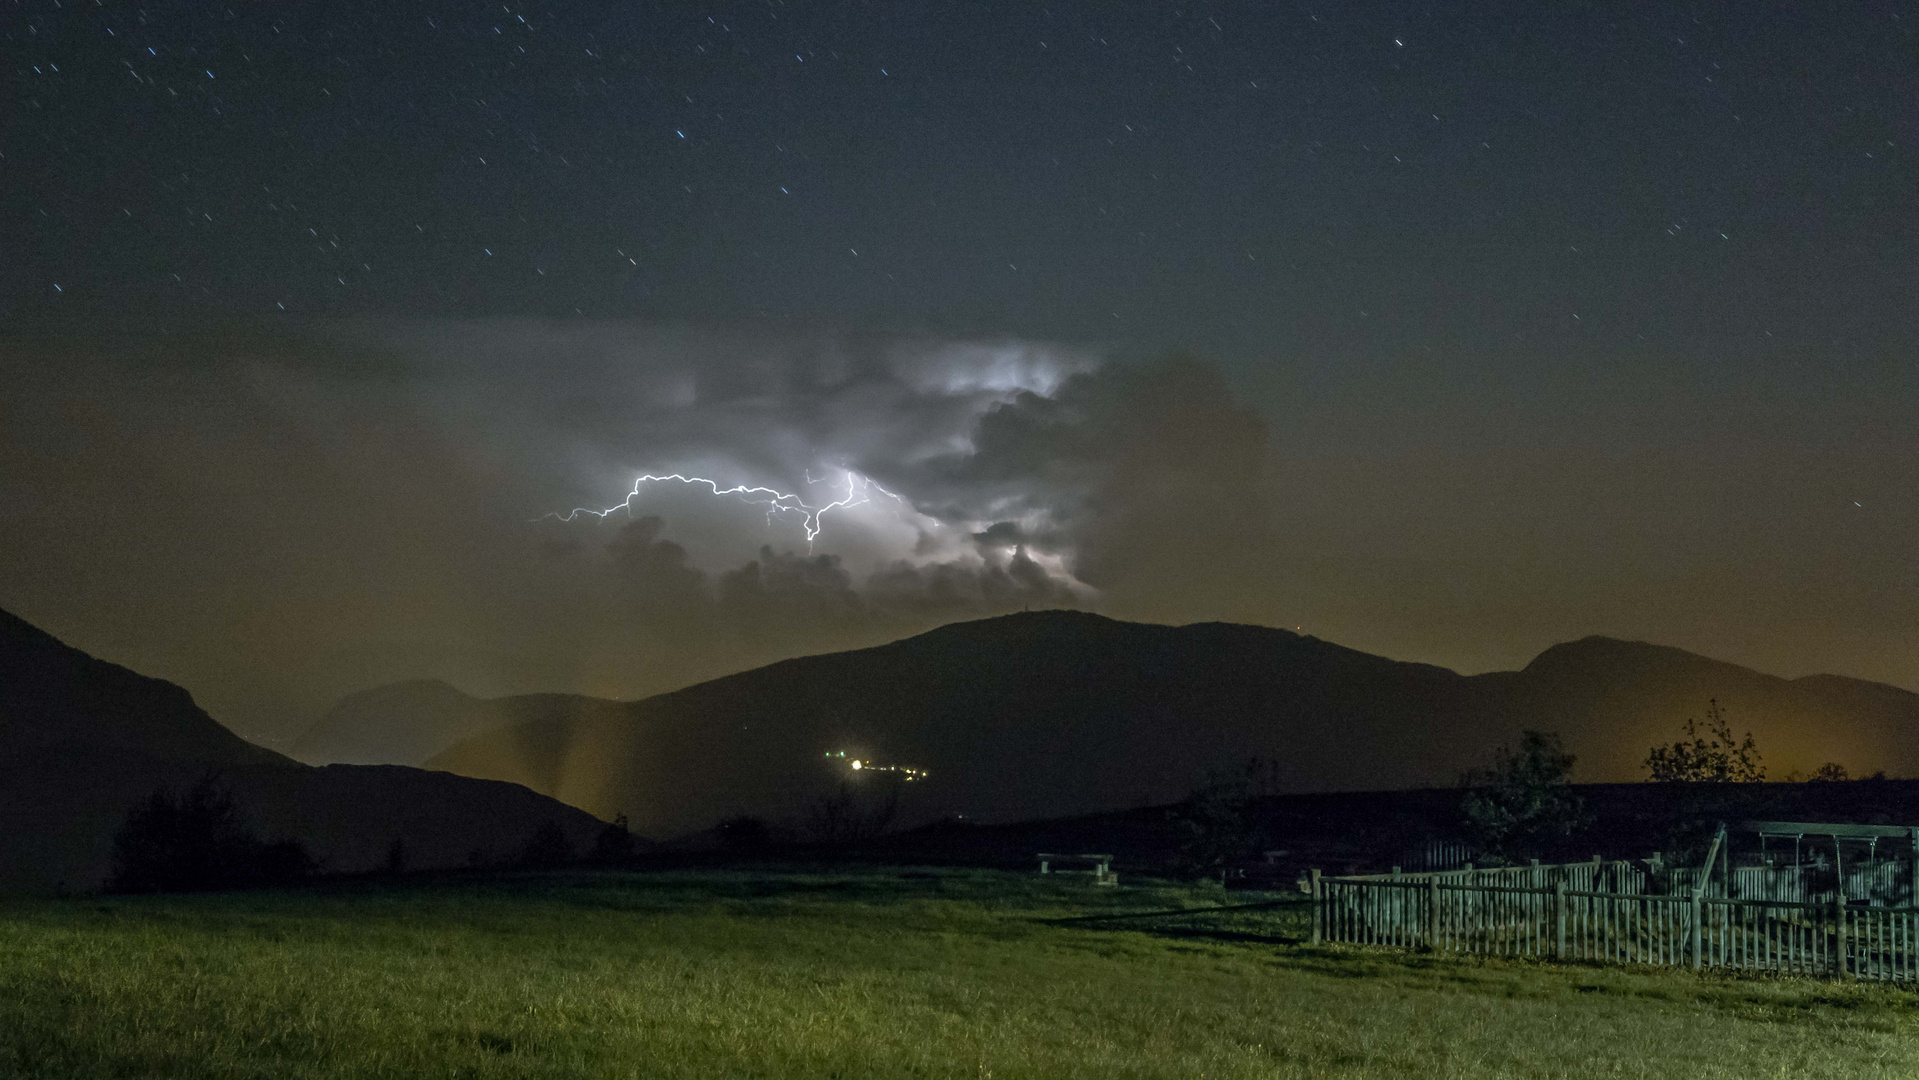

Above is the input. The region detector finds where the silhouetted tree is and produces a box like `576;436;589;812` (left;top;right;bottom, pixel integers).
517;820;574;868
1645;699;1765;782
108;772;313;893
1459;731;1588;861
805;778;900;844
1808;762;1850;782
1172;757;1279;879
589;813;638;864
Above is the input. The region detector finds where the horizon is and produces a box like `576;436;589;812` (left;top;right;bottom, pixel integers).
9;581;1919;753
22;601;1917;743
12;598;1914;847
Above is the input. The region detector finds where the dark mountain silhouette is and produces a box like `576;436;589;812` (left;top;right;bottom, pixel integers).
0;607;622;892
419;611;1919;839
1;606;288;768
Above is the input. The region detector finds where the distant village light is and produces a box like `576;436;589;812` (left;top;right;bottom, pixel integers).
823;750;929;781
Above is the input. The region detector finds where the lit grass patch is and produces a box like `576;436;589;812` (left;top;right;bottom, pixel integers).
0;868;1912;1078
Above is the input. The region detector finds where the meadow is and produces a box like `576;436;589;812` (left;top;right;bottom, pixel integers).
0;867;1914;1079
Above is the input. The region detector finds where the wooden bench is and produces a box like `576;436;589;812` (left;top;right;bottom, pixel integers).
1037;853;1117;886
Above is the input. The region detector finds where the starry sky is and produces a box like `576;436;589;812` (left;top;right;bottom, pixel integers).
2;2;1915;744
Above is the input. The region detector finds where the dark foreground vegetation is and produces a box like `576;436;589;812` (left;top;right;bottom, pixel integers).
2;867;1914;1079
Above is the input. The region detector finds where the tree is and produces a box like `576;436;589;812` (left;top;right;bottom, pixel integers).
1808;762;1850;782
1459;731;1588;860
1644;699;1765;782
805;778;901;844
108;772;313;893
1172;757;1280;879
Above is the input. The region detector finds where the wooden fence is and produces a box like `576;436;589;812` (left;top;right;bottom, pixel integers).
1313;871;1919;981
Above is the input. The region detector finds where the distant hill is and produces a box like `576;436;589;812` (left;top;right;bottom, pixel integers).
419;611;1919;839
291;680;623;767
0;607;621;892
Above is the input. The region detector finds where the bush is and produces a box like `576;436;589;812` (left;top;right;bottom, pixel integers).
108;772;313;893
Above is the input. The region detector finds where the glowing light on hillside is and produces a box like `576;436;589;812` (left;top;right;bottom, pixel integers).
822;750;929;781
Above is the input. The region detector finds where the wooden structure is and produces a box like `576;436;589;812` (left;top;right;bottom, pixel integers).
1037;853;1117;886
1742;821;1919;906
1309;824;1919;981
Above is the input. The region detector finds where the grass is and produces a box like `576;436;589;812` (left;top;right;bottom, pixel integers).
0;867;1915;1079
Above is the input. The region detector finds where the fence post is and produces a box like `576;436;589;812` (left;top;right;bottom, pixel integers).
1310;869;1323;945
1428;877;1440;951
1690;893;1702;970
1835;891;1850;980
1397;870;1412;947
1909;828;1918;907
1554;880;1566;960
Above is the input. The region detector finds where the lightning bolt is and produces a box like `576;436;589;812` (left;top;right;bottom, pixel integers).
546;469;905;546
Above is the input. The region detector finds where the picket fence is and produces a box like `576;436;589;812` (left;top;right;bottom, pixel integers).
1312;864;1919;981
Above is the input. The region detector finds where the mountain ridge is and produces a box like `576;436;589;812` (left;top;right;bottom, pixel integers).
410;612;1919;839
1;607;292;766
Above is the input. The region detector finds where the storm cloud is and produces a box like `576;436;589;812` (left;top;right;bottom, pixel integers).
0;321;1278;743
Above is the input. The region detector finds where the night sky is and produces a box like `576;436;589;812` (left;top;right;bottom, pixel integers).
2;2;1915;746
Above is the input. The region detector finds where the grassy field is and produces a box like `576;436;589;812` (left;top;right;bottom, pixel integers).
1;867;1914;1079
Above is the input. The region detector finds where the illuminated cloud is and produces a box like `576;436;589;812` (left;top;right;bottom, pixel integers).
0;320;1276;735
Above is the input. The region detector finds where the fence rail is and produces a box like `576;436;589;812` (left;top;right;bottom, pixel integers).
1314;873;1919;981
1342;859;1648;895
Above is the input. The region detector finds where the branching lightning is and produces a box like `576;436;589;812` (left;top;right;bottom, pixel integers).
547;469;907;546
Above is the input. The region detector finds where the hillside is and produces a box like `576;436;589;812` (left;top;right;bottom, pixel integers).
0;607;618;892
421;612;1919;839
